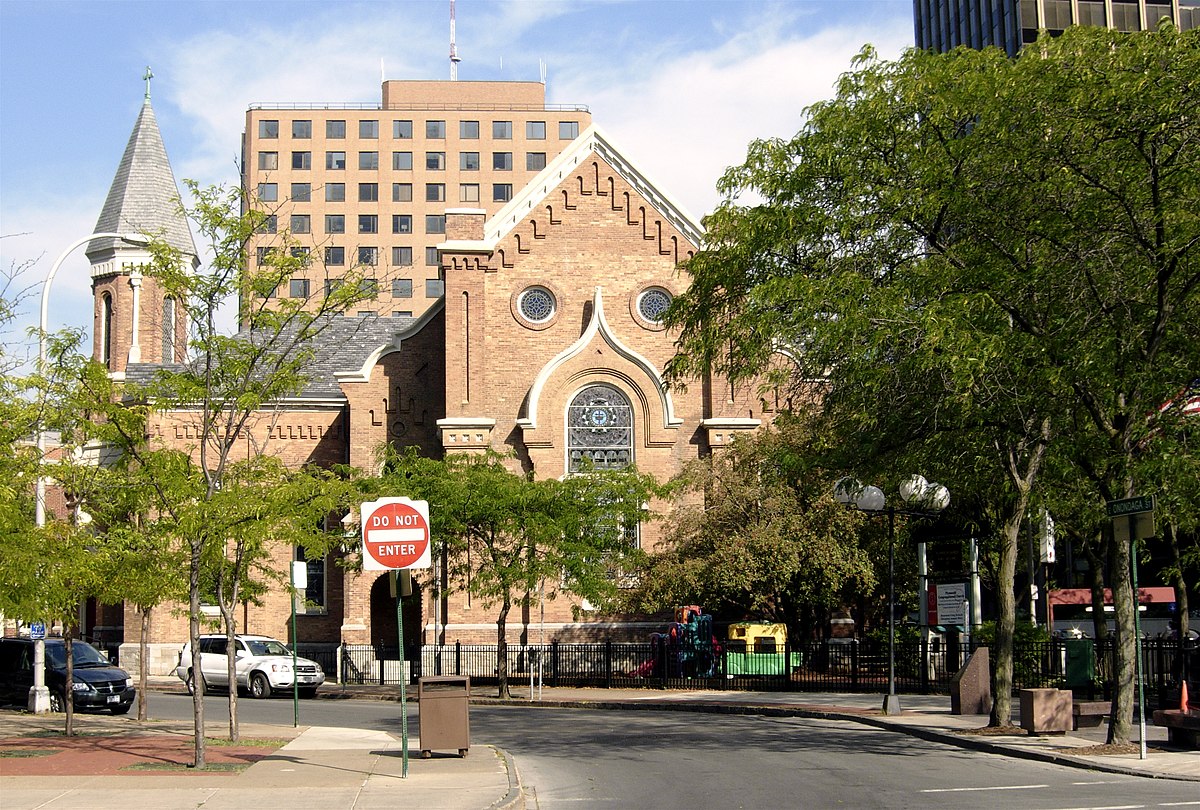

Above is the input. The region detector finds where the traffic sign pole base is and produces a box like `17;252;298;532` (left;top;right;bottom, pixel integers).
28;685;50;714
882;694;902;716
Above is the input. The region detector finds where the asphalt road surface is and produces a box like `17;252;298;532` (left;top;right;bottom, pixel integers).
148;693;1200;810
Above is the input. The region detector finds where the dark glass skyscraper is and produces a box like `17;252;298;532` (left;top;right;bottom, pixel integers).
914;0;1199;55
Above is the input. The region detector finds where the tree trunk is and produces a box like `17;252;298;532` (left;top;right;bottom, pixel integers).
990;509;1021;727
220;586;240;743
1107;524;1135;745
1166;523;1189;639
138;608;150;721
189;537;206;769
496;600;511;699
1085;541;1109;642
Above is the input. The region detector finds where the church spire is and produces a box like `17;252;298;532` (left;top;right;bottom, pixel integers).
87;76;197;265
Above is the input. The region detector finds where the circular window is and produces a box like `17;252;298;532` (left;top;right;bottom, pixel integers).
637;287;672;323
518;286;556;323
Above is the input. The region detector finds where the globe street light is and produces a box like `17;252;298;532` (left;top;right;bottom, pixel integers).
29;231;150;713
836;474;950;715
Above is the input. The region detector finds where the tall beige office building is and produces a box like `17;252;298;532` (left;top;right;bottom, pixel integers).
242;81;592;318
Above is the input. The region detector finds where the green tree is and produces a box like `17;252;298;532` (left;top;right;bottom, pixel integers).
662;26;1199;739
0;258;39;571
628;416;874;640
68;182;377;764
376;449;661;698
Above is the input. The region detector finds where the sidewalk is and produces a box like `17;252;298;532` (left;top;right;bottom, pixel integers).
0;706;522;810
2;681;1197;810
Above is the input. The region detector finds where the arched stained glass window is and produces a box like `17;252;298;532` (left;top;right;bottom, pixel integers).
567;384;632;472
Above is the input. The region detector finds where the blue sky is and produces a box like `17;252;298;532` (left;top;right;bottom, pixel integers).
0;0;912;357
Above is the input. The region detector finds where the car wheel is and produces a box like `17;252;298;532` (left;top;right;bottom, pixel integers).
249;672;271;699
48;690;66;713
111;703;132;715
185;670;206;695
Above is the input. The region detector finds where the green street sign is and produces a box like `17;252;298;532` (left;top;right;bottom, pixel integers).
1105;495;1154;518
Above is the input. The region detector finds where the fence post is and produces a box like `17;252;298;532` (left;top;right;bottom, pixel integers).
851;639;859;690
455;640;461;675
604;640;613;689
551;640;559;687
921;634;929;694
783;637;792;691
662;638;672;691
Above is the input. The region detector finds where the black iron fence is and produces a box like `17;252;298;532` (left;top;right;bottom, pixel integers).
335;637;1191;705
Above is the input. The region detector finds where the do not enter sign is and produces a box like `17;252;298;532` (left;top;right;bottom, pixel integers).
361;498;431;570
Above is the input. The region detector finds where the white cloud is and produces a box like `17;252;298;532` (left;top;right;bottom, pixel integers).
0;196;108;346
551;15;913;221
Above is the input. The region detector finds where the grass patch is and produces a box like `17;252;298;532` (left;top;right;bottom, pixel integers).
21;729;119;739
122;761;248;773
0;749;59;758
205;737;288;748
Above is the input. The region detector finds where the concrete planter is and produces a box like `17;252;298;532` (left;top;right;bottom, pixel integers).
1019;687;1072;735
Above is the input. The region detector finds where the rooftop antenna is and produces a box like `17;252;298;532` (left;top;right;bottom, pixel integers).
539;59;546;85
449;0;461;81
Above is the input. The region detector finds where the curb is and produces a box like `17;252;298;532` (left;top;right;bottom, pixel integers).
488;745;525;810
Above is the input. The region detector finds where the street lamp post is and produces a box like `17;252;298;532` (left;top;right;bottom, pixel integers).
836;474;950;716
29;231;149;713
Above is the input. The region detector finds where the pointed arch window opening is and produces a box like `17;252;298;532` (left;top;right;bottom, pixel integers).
566;383;641;553
101;293;114;367
567;383;633;473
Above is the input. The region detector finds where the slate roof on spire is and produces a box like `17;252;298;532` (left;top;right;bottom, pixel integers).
88;98;197;263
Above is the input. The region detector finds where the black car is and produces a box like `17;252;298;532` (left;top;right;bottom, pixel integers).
0;637;136;714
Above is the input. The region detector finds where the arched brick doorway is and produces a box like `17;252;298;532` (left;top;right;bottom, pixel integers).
369;573;423;662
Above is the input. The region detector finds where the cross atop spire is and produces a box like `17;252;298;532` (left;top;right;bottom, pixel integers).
143;66;154;101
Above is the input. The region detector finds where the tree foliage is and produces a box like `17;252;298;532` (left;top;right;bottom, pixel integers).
663;25;1198;737
627;416;874;638
375;449;663;697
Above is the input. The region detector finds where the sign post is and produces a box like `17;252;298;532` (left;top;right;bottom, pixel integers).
27;622;49;713
1106;495;1155;761
362;497;431;778
290;561;307;728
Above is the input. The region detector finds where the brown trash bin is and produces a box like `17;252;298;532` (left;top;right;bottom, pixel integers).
417;675;470;757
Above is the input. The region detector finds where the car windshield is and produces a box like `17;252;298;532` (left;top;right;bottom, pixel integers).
45;641;110;668
245;639;291;657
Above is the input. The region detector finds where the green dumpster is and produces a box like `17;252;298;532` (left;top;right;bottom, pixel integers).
1064;638;1094;689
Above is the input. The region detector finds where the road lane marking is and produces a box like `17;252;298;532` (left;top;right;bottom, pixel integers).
920;785;1049;793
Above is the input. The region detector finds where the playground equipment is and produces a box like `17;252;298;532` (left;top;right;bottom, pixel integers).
725;622;802;676
645;605;720;678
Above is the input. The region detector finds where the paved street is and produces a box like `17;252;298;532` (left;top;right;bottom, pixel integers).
146;692;1200;809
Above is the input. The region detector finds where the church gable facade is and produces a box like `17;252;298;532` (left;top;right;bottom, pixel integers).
84;87;782;672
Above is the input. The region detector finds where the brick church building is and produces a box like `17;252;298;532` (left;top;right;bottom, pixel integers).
85;79;773;675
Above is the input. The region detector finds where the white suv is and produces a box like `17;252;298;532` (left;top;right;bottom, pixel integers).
175;634;325;698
